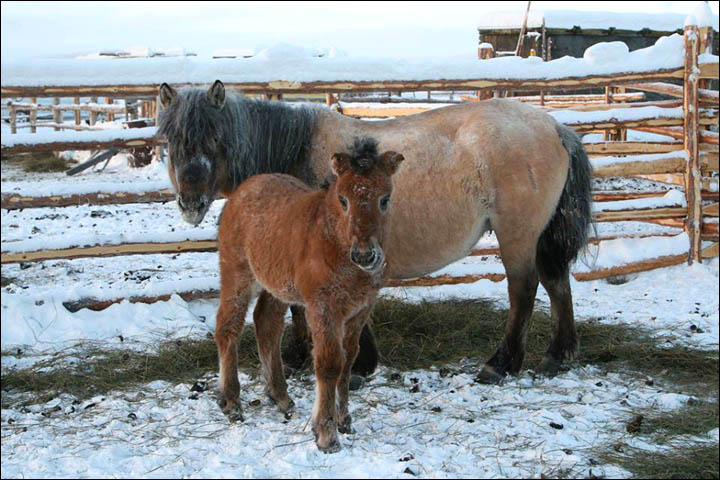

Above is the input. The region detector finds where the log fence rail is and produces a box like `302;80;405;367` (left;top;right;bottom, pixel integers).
1;21;718;310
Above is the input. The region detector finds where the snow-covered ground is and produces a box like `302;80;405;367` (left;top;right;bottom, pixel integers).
1;147;718;478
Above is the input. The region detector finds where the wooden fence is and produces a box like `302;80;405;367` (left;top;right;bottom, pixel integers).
1;24;718;310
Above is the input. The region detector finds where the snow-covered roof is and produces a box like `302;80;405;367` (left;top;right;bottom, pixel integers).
4;35;715;89
477;9;719;32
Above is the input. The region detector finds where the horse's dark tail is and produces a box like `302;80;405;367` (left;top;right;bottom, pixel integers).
536;123;594;279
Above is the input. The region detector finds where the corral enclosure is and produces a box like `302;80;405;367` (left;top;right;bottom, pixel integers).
1;3;719;479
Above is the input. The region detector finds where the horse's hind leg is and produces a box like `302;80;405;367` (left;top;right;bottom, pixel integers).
253;290;294;415
215;261;253;422
477;242;539;385
282;305;312;370
536;263;577;376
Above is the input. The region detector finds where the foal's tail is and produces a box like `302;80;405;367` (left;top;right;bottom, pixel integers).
536;123;594;279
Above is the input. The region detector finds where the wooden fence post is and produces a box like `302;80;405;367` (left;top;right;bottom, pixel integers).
684;23;702;264
29;97;37;133
154;94;163;163
107;97;115;122
53;97;62;131
74;97;81;125
10;103;17;134
90;96;98;125
477;44;494;100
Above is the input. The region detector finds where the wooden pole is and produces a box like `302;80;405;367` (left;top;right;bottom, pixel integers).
698;25;713;90
52;97;61;131
29;97;37;133
10;104;16;134
515;1;532;57
89;96;98;125
74;96;81;125
154;94;162;163
684;24;702;264
106;97;115;122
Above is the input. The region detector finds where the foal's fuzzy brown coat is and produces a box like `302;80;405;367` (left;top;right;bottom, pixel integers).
215;138;403;452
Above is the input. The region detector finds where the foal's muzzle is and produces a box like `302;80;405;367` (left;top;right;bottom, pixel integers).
350;246;385;272
177;193;211;226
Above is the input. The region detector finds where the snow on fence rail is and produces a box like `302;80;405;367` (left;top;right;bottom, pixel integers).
1;25;718;310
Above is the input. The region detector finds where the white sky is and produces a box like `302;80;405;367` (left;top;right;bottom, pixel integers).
1;1;718;60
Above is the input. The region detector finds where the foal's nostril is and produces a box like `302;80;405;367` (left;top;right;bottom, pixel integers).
351;248;376;267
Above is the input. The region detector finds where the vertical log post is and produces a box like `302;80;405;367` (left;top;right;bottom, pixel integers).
697;25;713;90
154;94;163;163
10;103;17;134
615;86;627;141
684;23;702;264
29;97;37;133
90;96;98;125
107;97;115;122
325;93;337;107
604;86;613;141
477;44;494;100
53;97;61;131
74;97;81;125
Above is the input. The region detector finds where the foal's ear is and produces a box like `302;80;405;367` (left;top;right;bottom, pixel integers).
208;80;226;108
159;83;177;108
379;151;405;175
331;153;351;176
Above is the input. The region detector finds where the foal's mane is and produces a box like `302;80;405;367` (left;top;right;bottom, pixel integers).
158;88;318;190
320;137;382;190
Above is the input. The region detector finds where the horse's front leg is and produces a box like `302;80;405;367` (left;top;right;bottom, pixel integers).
306;303;344;453
337;302;375;434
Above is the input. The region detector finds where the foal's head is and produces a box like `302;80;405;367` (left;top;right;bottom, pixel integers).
329;138;404;272
157;80;228;226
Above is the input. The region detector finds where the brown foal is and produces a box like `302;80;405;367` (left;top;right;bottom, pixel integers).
215;137;403;452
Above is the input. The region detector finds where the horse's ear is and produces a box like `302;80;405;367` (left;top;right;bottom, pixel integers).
208;80;226;108
159;83;177;108
379;151;405;175
331;153;351;176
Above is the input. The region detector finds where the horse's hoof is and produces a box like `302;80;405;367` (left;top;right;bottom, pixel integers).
537;356;561;377
337;415;355;434
475;366;505;385
349;375;365;391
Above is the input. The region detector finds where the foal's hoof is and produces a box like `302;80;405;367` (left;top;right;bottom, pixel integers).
475;365;505;385
265;387;295;416
337;414;355;434
317;437;342;454
217;397;245;423
349;375;365;391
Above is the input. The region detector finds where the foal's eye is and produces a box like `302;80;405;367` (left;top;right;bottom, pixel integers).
338;196;348;211
379;195;390;212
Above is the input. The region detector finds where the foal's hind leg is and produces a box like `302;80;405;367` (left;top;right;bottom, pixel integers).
215;262;254;422
284;306;378;379
477;243;539;385
536;264;578;376
253;290;294;415
337;302;375;434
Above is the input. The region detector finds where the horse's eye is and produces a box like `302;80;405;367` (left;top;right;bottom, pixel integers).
379;195;390;212
339;196;348;211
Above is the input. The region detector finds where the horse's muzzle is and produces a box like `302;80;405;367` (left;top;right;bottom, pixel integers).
177;194;211;226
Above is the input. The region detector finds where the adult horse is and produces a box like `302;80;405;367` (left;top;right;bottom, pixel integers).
157;80;592;384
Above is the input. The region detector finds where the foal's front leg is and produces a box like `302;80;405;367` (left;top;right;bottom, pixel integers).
337;302;375;434
306;303;344;453
215;263;253;422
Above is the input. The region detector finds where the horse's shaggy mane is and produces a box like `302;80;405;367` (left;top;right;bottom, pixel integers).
158;88;318;190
